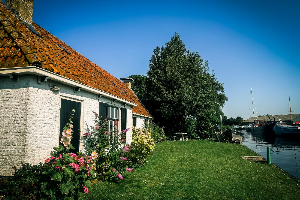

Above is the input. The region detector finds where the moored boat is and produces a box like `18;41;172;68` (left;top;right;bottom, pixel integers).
273;123;300;136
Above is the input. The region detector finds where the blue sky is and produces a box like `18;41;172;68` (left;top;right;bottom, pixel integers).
8;0;300;119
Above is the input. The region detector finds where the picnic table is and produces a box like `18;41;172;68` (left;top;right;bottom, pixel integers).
175;132;188;141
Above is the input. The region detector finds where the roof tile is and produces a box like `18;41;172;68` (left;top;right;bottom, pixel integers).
0;2;151;118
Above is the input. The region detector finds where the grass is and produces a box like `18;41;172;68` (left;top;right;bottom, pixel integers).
85;140;300;200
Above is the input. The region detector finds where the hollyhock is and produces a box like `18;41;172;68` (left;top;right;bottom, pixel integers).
78;158;85;166
123;146;130;151
83;185;88;194
126;168;134;172
65;129;72;138
91;151;98;160
83;132;89;136
69;153;77;158
122;128;130;134
117;173;123;180
120;156;127;161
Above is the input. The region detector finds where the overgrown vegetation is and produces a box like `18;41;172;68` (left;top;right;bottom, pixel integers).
0;111;162;199
144;121;166;143
85;140;300;200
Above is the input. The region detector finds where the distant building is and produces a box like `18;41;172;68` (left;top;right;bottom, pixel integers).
243;114;300;125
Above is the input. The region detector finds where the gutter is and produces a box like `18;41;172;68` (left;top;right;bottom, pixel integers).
133;112;153;119
0;66;137;107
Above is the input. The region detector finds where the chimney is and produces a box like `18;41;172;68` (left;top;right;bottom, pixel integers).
120;78;134;90
6;0;34;23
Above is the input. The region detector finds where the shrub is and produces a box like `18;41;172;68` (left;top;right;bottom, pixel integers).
0;163;45;200
0;110;96;199
83;114;132;182
126;127;155;166
144;121;166;143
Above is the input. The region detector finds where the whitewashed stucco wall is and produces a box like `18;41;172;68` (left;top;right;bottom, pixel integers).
126;108;133;144
134;115;147;129
0;86;30;176
25;87;60;165
0;74;134;176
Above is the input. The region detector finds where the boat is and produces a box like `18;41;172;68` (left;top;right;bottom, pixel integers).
273;96;300;136
273;123;300;136
261;121;276;134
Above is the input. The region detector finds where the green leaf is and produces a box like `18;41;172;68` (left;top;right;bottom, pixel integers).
51;171;62;181
85;180;92;188
60;180;74;195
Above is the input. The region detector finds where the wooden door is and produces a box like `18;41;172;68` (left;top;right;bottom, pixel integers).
60;98;81;153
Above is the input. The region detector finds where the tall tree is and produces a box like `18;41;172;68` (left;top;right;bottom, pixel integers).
132;33;227;138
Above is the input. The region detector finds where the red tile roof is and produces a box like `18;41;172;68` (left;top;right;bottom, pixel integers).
0;2;151;117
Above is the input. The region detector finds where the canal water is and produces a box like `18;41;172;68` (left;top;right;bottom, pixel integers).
240;129;300;181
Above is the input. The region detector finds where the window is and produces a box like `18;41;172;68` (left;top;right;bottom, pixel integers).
99;102;119;132
121;108;127;131
133;117;137;127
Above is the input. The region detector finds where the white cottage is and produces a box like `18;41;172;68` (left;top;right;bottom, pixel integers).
0;0;151;176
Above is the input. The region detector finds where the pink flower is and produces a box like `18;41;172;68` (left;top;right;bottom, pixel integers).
114;120;117;126
123;147;130;151
112;168;116;172
117;173;123;180
123;145;132;151
120;157;127;161
69;163;80;172
69;153;77;158
126;168;134;172
83;185;88;194
122;128;130;133
45;158;50;163
59;154;62;159
83;132;89;136
104;131;109;135
96;124;99;129
78;158;85;165
55;166;60;170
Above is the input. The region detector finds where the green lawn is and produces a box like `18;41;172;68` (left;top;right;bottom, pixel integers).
85;140;300;200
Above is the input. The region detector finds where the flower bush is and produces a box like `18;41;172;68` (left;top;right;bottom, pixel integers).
83;113;133;182
0;111;159;199
39;109;97;198
0;110;96;199
125;127;155;165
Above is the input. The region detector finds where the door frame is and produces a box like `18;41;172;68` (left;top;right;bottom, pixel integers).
60;96;83;152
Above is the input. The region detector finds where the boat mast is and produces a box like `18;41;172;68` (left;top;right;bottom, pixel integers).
289;96;292;124
250;88;257;118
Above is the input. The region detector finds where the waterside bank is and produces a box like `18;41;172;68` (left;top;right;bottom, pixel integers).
86;140;300;199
